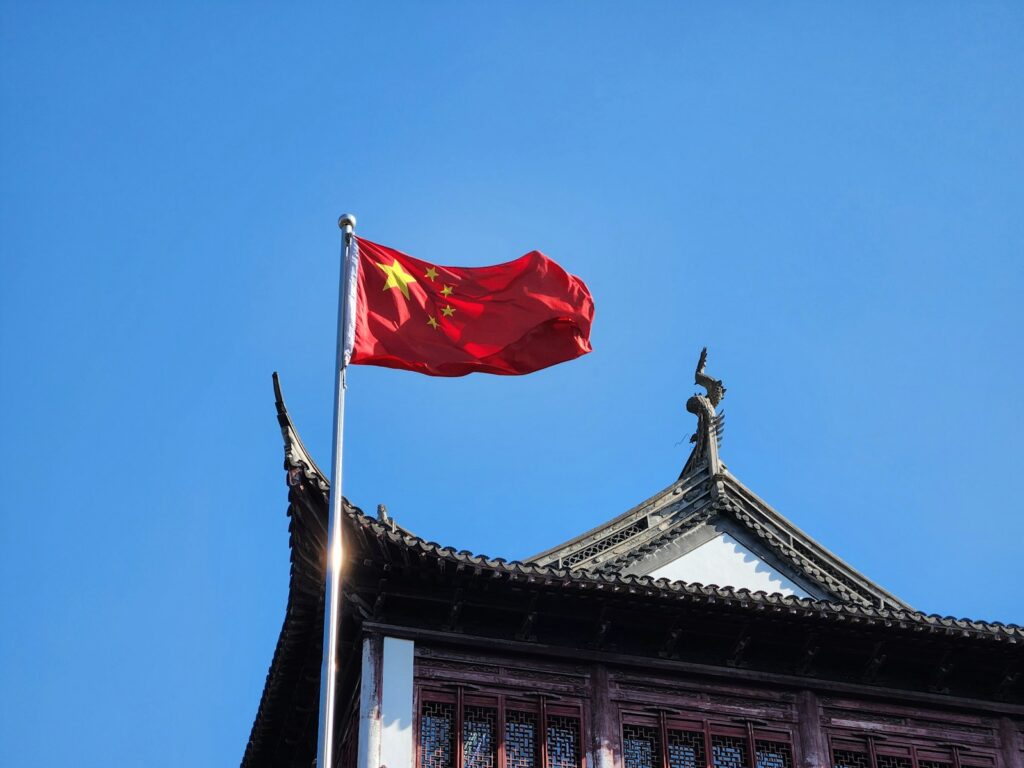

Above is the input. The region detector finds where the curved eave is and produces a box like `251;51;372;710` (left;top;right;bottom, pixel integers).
353;509;1024;644
245;376;1024;766
241;376;330;768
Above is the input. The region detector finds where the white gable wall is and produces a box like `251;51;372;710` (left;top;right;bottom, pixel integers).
647;532;811;598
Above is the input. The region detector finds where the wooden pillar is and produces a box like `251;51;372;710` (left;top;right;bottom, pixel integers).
590;664;618;768
793;690;828;768
357;634;416;768
358;635;384;768
998;717;1022;768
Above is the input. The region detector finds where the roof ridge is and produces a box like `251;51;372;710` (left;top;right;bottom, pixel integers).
271;371;1019;639
345;501;1023;639
718;473;910;610
526;470;710;565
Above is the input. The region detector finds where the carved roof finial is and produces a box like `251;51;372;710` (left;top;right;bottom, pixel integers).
694;346;726;407
680;347;726;479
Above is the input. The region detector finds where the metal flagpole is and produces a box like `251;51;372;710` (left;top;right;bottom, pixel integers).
317;212;358;768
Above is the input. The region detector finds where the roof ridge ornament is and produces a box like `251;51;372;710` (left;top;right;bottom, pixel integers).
694;346;726;407
377;503;397;533
680;347;726;479
272;371;330;492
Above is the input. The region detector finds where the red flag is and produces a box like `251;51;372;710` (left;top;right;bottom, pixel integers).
347;237;594;376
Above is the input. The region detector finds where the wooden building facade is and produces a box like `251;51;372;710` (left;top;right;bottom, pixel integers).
243;364;1023;768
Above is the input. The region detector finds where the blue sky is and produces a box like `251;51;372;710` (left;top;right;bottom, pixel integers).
1;3;1022;766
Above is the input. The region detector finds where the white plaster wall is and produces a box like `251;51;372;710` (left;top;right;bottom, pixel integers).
648;533;810;597
379;637;415;768
358;636;415;768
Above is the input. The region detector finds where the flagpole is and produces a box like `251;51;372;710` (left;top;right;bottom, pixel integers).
317;212;357;768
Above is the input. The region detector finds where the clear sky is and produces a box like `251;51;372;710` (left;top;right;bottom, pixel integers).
1;3;1022;766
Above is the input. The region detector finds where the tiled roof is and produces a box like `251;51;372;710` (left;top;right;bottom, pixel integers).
344;504;1023;643
529;378;909;611
243;374;1024;767
275;371;1021;643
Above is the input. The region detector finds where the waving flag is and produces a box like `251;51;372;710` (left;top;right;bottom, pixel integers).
344;237;594;376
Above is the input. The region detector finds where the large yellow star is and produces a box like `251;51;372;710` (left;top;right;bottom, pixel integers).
375;258;417;300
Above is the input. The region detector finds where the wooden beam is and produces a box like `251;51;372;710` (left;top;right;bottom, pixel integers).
929;649;953;694
862;641;887;684
362;621;1024;717
658;624;683;659
593;606;611;650
726;624;751;667
796;634;819;677
516;593;540;641
445;588;464;632
995;664;1019;701
372;578;388;619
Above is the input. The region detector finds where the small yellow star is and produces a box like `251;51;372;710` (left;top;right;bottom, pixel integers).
440;284;453;297
441;304;455;318
375;259;417;300
427;315;439;329
424;267;439;281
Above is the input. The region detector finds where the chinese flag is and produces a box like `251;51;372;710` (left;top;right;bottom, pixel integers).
348;237;594;376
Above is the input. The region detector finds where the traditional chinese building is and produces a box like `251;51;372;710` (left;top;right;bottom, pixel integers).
243;353;1023;768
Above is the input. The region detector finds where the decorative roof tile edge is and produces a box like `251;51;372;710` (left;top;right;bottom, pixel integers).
343;505;1023;642
526;468;711;565
718;472;909;610
274;372;1024;644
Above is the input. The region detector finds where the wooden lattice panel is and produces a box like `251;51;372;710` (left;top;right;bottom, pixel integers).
463;707;497;768
666;730;705;768
754;739;792;768
622;724;660;768
504;711;537;768
419;702;454;768
710;735;749;768
546;716;581;768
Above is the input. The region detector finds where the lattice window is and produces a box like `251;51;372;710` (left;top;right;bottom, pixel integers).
547;715;581;768
876;758;911;768
464;707;497;768
712;735;750;768
623;724;661;768
754;740;792;768
621;716;790;768
505;711;537;768
666;729;705;768
420;702;455;768
832;751;870;768
832;742;994;768
419;694;581;768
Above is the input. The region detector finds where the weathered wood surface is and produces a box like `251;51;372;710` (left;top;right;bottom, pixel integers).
412;643;1023;768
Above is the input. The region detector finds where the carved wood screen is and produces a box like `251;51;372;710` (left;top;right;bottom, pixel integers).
829;736;996;768
620;712;793;768
417;688;585;768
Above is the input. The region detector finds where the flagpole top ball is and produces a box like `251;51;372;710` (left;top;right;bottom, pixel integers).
338;213;357;231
